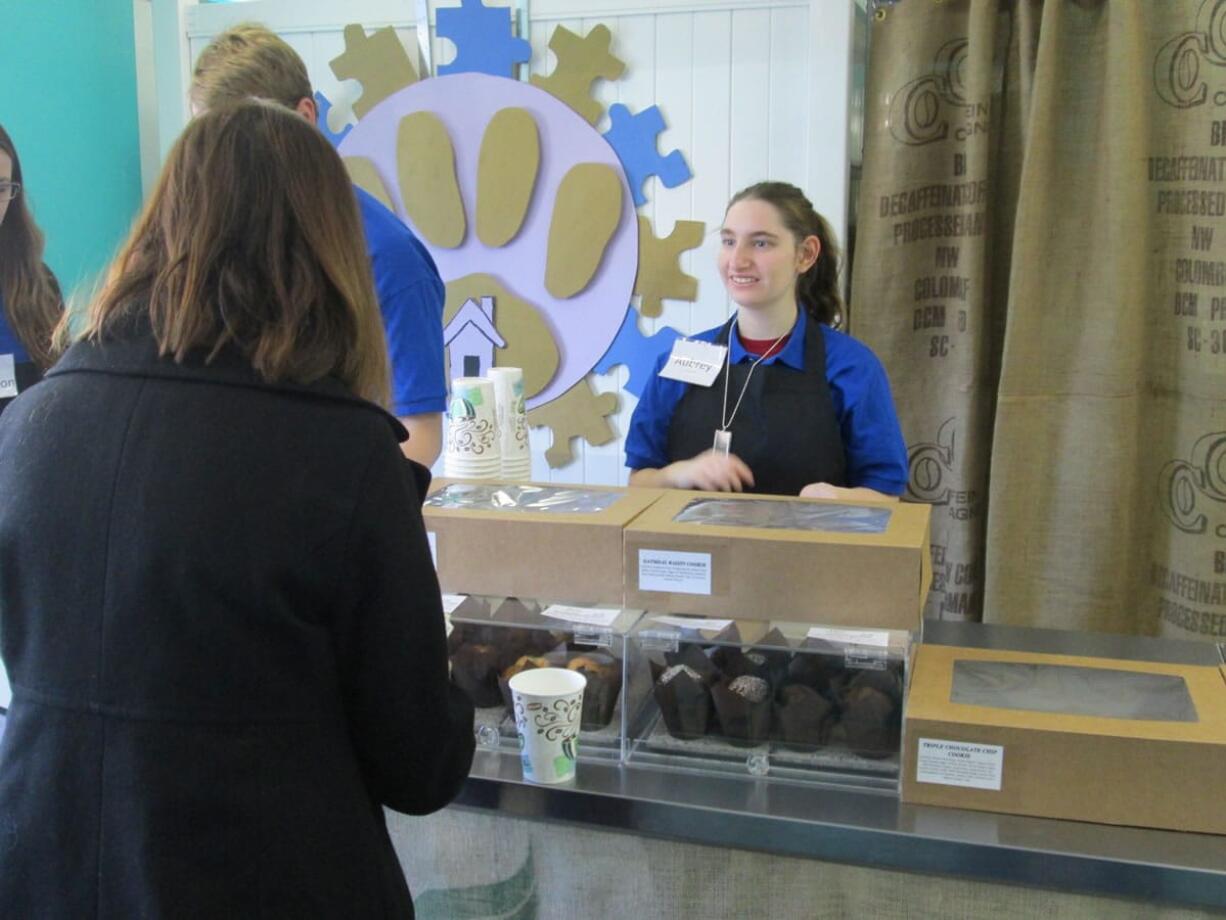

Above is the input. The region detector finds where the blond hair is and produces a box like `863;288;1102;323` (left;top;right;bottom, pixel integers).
191;22;313;112
74;100;389;406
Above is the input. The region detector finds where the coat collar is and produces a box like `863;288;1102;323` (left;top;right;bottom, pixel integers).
48;328;408;441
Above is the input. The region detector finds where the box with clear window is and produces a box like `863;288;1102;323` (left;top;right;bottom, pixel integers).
444;594;645;761
621;614;911;788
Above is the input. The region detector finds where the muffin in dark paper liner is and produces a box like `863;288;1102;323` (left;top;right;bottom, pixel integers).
567;653;623;730
450;642;504;707
712;646;771;682
773;683;836;749
491;596;540;621
662;642;721;686
785;638;846;694
711;675;772;746
654;664;712;739
757;628;794;687
498;654;552;714
839;669;902;758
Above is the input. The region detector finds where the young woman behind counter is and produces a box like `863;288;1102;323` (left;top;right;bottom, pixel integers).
0;123;62;416
626;182;907;501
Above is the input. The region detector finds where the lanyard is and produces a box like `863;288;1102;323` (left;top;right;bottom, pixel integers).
714;318;787;455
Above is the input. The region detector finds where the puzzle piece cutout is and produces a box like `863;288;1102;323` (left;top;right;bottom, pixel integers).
602;104;692;207
635;216;704;318
314;92;352;147
437;0;531;79
527;376;619;468
529;24;625;126
594;305;683;399
330;24;418;120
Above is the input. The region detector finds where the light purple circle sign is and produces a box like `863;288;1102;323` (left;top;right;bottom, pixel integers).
340;72;638;409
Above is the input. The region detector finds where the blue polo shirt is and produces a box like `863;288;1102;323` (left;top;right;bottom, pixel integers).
0;293;30;364
357;187;447;417
625;310;908;495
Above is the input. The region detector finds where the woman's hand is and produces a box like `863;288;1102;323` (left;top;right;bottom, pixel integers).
799;482;900;503
669;450;755;491
630;451;755;491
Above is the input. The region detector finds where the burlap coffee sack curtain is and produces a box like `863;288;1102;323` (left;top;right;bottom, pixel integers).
987;1;1226;638
855;0;1226;638
852;0;1038;623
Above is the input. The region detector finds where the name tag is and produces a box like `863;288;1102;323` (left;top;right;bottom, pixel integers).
659;338;726;387
0;355;17;399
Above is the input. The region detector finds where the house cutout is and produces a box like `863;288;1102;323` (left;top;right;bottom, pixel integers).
444;296;505;379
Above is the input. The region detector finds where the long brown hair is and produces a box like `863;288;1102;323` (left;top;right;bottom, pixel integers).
0;124;63;369
77;100;389;406
728;182;844;327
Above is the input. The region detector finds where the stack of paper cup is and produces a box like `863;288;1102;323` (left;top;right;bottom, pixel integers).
444;377;500;479
488;366;531;480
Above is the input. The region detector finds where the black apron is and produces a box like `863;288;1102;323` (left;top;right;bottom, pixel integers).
666;315;846;496
0;357;41;417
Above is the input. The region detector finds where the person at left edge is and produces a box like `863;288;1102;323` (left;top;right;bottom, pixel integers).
0;123;64;417
191;23;446;466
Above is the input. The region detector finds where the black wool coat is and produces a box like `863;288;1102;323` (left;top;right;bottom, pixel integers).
0;329;475;918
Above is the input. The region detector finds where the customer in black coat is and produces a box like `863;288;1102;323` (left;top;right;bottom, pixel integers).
0;101;475;919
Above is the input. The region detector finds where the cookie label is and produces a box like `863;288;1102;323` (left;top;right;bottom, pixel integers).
916;738;1003;791
638;549;712;595
541;604;622;627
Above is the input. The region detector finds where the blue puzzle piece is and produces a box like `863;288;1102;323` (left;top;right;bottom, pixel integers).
595;305;684;398
314;92;352;148
603;104;692;207
436;0;531;78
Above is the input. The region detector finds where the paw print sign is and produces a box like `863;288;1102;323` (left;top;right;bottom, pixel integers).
329;8;701;466
340;72;637;410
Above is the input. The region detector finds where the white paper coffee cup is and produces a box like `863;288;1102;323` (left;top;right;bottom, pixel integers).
509;667;586;784
487;366;529;467
446;377;500;470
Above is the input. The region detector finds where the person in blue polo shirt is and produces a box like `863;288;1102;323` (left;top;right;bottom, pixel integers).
191;24;447;465
0;123;63;418
626;182;906;500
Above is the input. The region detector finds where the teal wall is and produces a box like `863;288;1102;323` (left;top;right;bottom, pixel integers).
0;1;142;295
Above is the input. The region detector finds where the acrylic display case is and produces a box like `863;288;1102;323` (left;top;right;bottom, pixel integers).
622;615;911;788
445;594;645;762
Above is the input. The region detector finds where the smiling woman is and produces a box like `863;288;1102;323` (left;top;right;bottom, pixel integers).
625;181;908;501
0;123;63;416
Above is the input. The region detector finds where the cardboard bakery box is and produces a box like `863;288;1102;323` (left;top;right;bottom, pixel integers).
423;480;665;604
622;490;931;630
901;644;1226;835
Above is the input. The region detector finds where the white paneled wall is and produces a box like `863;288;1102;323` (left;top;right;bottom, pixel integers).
166;0;853;487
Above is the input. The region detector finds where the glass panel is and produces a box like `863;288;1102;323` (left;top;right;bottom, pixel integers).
425;483;622;514
673;497;891;534
951;660;1199;722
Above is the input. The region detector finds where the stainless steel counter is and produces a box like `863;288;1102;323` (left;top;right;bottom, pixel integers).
452;621;1226;910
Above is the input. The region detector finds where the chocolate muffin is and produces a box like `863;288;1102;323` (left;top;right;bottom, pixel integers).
663;642;721;686
711;647;771;682
451;642;503;707
838;669;902;759
711;674;772;747
498;654;552;714
773;683;835;750
654;663;712;739
567;653;623;730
